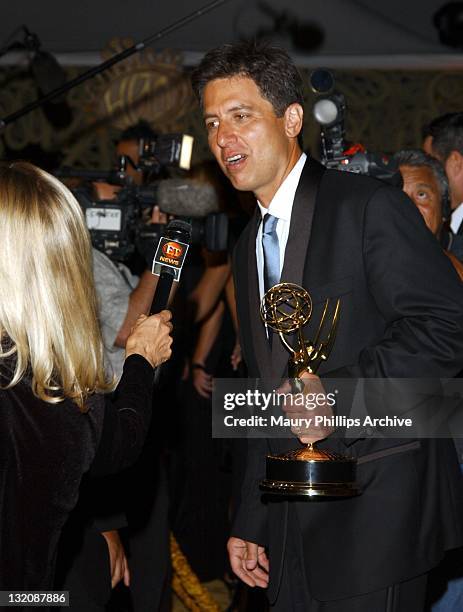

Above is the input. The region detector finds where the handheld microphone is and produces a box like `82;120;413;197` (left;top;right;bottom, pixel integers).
150;219;192;315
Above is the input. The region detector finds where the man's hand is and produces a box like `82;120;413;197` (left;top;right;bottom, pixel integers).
281;372;335;444
101;530;130;588
227;537;269;588
150;205;170;225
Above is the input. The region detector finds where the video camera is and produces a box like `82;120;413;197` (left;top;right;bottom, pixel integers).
56;133;228;262
310;69;400;184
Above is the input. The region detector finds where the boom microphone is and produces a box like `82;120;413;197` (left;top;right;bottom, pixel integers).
54;166;126;184
154;179;221;217
150;219;192;315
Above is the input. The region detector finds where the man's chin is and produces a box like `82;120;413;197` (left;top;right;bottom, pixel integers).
226;173;253;192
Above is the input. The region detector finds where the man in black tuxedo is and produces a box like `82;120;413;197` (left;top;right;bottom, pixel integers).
192;42;463;611
424;112;463;262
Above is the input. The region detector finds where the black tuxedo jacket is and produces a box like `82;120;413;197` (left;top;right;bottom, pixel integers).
449;214;463;261
231;159;463;602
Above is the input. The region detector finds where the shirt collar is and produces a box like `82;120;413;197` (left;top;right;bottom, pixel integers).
257;152;307;221
451;202;463;233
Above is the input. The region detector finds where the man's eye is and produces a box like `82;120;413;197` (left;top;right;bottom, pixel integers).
206;120;219;131
235;113;249;121
417;191;429;199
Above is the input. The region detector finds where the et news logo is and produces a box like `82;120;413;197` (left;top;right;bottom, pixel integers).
162;241;184;259
153;236;189;277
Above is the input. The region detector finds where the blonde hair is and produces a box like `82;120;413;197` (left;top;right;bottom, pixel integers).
0;161;114;409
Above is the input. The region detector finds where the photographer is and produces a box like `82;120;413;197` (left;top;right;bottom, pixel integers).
0;161;173;592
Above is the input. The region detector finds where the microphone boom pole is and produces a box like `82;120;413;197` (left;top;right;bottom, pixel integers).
0;0;230;130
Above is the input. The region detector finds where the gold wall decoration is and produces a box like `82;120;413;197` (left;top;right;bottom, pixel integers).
85;38;194;133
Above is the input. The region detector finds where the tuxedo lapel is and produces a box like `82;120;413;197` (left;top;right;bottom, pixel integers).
271;159;326;378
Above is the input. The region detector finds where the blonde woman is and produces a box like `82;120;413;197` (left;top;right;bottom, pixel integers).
0;162;173;590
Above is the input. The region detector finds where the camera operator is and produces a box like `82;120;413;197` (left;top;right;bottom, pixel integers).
57;122;173;612
91;121;170;377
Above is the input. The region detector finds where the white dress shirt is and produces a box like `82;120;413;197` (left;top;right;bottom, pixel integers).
451;202;463;234
256;153;307;300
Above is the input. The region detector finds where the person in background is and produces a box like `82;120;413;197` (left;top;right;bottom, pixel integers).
92;120;166;377
0;161;172;593
171;161;243;591
423;113;463;262
394;149;463;280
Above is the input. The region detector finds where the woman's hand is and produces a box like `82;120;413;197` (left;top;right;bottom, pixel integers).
125;310;173;368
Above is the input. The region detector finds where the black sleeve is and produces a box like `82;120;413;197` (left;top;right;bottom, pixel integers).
90;354;155;477
92;509;127;532
230;438;269;547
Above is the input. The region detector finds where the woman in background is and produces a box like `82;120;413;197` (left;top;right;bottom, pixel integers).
0;161;172;591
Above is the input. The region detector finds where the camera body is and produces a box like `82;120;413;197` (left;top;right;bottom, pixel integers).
60;132;228;263
73;182;228;263
74;184;150;262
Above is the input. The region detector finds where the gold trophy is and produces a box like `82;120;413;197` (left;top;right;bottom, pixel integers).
259;283;359;497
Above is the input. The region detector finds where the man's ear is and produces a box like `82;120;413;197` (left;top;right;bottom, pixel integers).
284;103;304;138
422;135;433;156
446;150;463;179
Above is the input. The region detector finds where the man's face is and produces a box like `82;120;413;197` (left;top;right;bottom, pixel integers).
399;164;443;235
202;76;302;206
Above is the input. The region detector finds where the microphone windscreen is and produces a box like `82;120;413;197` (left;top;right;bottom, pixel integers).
157;179;220;217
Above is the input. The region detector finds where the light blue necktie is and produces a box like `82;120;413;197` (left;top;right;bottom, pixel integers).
262;213;280;346
262;213;280;293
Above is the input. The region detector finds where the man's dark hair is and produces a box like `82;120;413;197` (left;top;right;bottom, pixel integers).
422;112;463;160
191;41;304;117
118;120;157;142
394;148;449;216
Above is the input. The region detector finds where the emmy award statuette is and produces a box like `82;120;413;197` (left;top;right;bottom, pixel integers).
259;283;359;497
